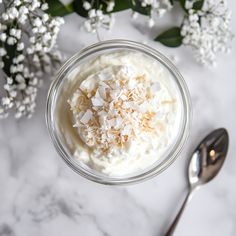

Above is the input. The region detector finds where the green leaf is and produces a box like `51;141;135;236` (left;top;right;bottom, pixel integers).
1;44;16;77
178;0;186;10
155;27;183;47
0;29;16;77
73;0;88;17
110;0;131;13
46;0;73;16
193;0;204;10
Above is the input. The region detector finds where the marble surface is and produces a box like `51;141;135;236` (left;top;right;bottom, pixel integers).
1;4;236;236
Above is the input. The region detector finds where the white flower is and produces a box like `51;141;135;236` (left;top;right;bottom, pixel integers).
18;14;27;24
157;8;167;17
181;0;234;66
3;84;11;91
43;32;51;43
9;91;17;98
19;6;29;15
9;28;16;36
0;47;6;56
18;105;25;112
10;65;17;74
9;28;21;39
15;112;22;119
132;11;138;20
17;54;25;62
0;0;64;119
107;1;115;12
8;7;19;19
39;26;47;33
42;13;49;22
84;9;114;33
35;42;42;51
141;0;172;15
33;54;39;62
2;13;9;21
29;0;41;11
17;42;24;51
29;36;36;43
41;3;49;11
16;64;24;72
185;1;193;9
2;97;11;106
84;20;92;32
88;9;96;18
83;1;91;10
96;10;103;17
14;0;21;6
32;27;38;33
7;77;13;84
29;78;38;86
18;83;26;90
148;18;155;28
7;37;17;45
15;29;21;39
53;26;60;34
33;17;42;27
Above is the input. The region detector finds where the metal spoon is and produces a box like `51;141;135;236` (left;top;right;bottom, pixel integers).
165;128;229;236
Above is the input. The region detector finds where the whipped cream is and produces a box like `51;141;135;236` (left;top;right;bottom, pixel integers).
56;51;182;176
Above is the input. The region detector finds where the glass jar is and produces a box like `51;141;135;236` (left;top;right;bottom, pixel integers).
46;40;191;185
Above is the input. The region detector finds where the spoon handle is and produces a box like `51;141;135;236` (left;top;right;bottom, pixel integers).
165;189;194;236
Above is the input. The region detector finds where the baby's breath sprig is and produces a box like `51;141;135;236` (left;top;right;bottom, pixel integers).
0;0;64;119
75;0;233;66
79;0;173;33
82;1;115;33
139;0;173;27
180;0;234;66
155;0;234;66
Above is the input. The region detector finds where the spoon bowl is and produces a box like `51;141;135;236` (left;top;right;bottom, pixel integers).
188;128;229;188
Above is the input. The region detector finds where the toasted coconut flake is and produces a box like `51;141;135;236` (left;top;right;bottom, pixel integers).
161;99;176;105
120;94;127;100
110;89;121;100
127;78;137;90
98;85;107;100
80;109;93;124
91;96;104;107
68;65;174;155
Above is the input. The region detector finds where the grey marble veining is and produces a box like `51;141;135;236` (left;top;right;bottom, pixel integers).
1;4;236;236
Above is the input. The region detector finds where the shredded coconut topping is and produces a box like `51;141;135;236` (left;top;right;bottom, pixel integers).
68;65;173;156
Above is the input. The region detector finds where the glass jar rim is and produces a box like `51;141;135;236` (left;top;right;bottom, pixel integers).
46;39;191;185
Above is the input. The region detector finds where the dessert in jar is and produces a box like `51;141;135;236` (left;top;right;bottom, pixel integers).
46;40;191;184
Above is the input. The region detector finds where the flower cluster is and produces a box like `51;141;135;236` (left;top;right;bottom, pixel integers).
79;0;233;66
83;1;115;33
140;0;172;27
82;0;173;33
181;0;233;66
0;0;64;119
